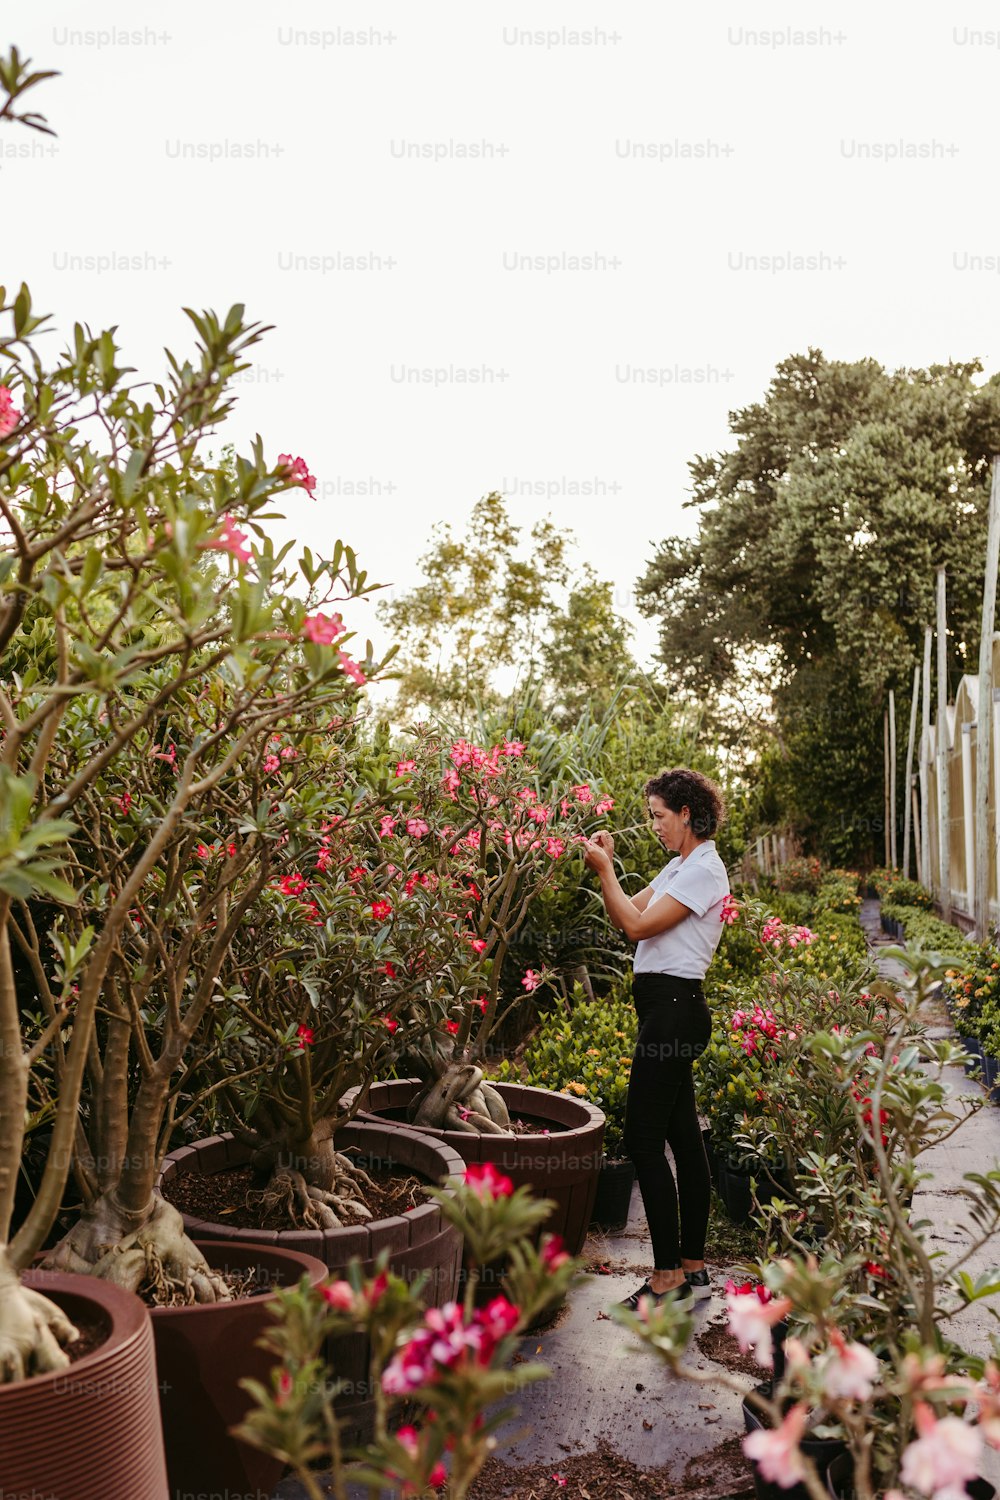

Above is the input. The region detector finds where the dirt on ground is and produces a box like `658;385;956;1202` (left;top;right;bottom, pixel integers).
468;1433;753;1498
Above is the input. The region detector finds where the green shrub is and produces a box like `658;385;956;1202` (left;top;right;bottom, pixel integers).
868;869;934;909
775;856;823;894
491;978;637;1157
881;902;971;960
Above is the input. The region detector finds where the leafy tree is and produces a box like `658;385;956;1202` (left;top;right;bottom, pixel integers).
378;491;636;723
636;349;1000;861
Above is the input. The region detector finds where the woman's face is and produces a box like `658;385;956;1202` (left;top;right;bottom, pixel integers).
647;794;689;852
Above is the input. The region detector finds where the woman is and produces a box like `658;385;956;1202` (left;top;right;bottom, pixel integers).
583;767;730;1310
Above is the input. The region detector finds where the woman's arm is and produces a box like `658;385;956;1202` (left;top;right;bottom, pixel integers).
583;841;691;942
631;886;655;913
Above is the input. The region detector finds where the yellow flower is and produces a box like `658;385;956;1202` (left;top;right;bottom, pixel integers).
563;1082;588;1097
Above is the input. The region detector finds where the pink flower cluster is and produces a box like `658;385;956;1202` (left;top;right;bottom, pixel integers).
730;1005;792;1056
277;452;317;496
724;1280;791;1368
719;894;739;925
0;386;20;438
760;916;817;949
199;513;252;566
382;1296;521;1395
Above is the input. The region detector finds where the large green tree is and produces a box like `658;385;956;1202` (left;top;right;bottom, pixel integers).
636;350;1000;862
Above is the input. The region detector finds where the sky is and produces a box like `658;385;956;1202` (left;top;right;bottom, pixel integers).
7;2;1000;697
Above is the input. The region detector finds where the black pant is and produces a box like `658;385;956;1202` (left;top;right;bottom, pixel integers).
623;972;712;1270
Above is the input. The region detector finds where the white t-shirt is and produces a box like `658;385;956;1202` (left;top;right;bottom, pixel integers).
632;840;731;980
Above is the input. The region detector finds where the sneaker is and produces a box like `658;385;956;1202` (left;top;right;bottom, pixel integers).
684;1268;712;1300
619;1279;694;1312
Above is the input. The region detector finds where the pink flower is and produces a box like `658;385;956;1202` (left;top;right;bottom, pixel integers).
378;815;397;838
279;873;308;896
522;969;542;992
593;796;615;815
724;1282;792;1368
395;759;416;776
277;452;317;496
302;611;345;646
199;513;252;566
478;1295;520;1346
445;1020;460;1035
320;1280;355;1311
406;817;430;838
0;386;21;437
153;742;178;766
441;768;461;797
371;899;393;921
347;865;366;882
545;836;566;860
464;1162;514;1199
384;1017;399;1033
469;937;488;954
381;961;398;979
262;753;281;773
449;739;475;767
295;1023;314;1048
720;895;740;925
761;916;784;946
551;1477;568;1489
819;1330;880;1402
473;995;488;1013
571;783;594;804
743;1404;808;1488
541;1234;570;1271
338;650;367;685
501;739;526;757
901;1404;983;1499
112;791;133;816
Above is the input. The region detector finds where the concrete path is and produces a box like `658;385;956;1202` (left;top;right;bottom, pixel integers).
859;899;1000;1487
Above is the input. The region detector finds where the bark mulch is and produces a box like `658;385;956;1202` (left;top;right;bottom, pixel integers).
695;1318;763;1383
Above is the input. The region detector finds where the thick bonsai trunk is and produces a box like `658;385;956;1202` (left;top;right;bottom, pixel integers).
408;1063;513;1134
0;1244;78;1382
253;1117;381;1232
41;1193;230;1304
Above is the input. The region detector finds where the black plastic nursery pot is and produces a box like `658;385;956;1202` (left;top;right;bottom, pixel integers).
589;1155;635;1229
961;1035;983;1076
824;1450;995;1500
717;1159;791;1227
0;1269;169;1500
151;1240;328;1500
743;1383;846;1500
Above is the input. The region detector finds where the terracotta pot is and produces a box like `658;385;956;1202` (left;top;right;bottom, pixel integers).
151;1240;328;1500
156;1122;465;1441
347;1078;606;1257
0;1268;168;1499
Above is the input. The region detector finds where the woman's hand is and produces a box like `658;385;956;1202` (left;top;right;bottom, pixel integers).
582;837;613;875
590;830;614;858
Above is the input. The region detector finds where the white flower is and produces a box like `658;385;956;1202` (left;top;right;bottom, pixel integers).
744;1404;808;1488
901;1405;982;1499
724;1282;792;1369
819;1336;880;1402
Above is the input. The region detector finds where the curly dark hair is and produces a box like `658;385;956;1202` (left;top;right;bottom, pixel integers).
643;767;726;839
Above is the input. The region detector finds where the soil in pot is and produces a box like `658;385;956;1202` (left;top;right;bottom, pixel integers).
151;1239;328;1500
161;1158;429;1230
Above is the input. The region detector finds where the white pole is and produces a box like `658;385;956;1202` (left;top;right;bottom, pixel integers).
975;456;1000;938
903;666;919;878
921;627;932;890
937;567;952;923
889;689;898;870
962;722;975;916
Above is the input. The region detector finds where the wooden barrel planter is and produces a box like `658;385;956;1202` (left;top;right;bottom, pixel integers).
156;1122;465;1441
348;1079;606;1259
151;1240;328;1500
0;1269;169;1500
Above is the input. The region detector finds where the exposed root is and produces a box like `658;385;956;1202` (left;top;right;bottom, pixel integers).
410;1063;514;1135
0;1253;78;1383
43;1195;231;1306
262;1147;382;1230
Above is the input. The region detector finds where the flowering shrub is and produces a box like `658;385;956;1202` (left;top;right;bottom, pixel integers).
867;868;935;909
615;947;1000;1499
775;856;823;895
236;1167;581;1499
